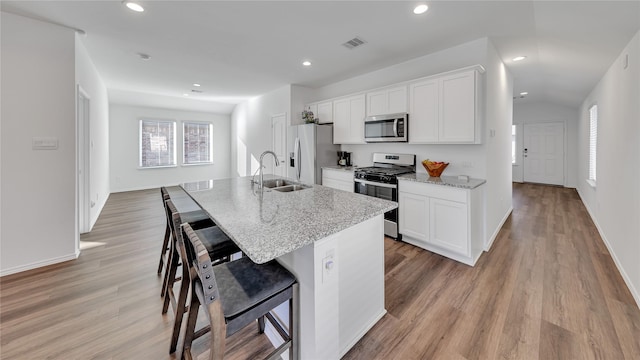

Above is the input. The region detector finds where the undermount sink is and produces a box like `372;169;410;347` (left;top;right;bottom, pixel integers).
273;184;310;192
261;178;311;192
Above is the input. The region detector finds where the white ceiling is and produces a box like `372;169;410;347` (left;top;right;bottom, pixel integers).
2;1;639;113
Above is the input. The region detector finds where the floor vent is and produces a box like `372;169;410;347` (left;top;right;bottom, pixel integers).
342;37;367;50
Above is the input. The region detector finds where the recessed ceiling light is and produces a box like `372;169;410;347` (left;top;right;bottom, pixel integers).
137;53;151;60
183;93;189;97
512;56;527;62
302;61;312;66
124;1;144;12
193;83;201;87
413;4;429;15
520;92;528;96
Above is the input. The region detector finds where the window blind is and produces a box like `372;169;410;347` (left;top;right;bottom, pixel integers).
139;119;176;168
183;122;213;164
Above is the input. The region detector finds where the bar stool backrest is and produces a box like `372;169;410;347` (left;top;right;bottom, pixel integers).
182;223;221;307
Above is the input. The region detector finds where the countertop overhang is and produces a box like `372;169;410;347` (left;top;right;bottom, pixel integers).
182;176;397;263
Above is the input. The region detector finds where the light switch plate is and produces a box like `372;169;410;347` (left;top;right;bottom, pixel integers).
32;137;58;150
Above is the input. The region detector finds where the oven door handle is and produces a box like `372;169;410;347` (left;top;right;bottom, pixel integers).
354;178;398;189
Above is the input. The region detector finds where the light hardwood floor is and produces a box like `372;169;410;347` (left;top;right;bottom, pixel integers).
1;184;639;359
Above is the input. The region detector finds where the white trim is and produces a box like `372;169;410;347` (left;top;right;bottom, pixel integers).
180;162;214;167
76;85;91;239
577;189;640;309
586;179;596;188
0;252;79;277
136;165;178;170
484;206;513;251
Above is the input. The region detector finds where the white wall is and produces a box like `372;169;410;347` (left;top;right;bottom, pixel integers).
109;104;231;192
512;101;579;187
1;12;78;275
483;40;514;250
231;85;291;177
75;37;110;229
577;30;640;307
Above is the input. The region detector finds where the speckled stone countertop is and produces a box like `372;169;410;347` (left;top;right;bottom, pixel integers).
322;166;356;172
182;176;397;264
398;173;486;189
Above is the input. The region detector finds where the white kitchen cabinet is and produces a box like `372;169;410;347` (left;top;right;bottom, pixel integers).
333;94;365;144
398;179;483;266
366;86;407;116
409;67;482;144
429;198;468;254
408;79;439;143
398;191;429;241
317;101;333;124
306;101;334;124
322;168;354;192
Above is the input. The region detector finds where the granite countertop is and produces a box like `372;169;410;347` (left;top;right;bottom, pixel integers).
182;176;397;264
398;173;486;189
322;165;357;172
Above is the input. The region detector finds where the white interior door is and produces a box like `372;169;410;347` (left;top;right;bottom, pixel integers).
77;86;91;235
271;113;287;177
523;122;564;185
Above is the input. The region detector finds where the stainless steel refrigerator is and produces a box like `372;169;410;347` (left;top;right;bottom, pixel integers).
288;123;339;185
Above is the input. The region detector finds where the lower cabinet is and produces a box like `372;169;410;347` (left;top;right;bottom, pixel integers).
398;180;483;266
322;168;354;193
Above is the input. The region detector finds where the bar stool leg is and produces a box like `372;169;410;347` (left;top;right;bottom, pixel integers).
162;247;179;314
157;223;170;275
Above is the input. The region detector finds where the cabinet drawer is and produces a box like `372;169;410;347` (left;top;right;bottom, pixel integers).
398;180;467;203
323;169;354;182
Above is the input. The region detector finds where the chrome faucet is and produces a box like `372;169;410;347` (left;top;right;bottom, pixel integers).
258;150;280;189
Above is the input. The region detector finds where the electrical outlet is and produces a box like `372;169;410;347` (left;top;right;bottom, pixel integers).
322;250;336;283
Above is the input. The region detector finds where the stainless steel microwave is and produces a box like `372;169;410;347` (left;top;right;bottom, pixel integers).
364;113;408;143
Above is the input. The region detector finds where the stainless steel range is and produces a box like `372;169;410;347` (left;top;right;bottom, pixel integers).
354;153;416;239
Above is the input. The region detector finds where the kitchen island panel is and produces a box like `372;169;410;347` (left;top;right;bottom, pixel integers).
277;215;385;360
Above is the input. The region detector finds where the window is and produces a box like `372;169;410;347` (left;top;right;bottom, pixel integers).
512;125;517;164
139;119;176;168
183;121;213;165
588;105;598;185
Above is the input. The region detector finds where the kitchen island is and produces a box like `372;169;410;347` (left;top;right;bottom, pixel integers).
182;176;397;359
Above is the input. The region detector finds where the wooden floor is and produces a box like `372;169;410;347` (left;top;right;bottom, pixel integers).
1;184;639;359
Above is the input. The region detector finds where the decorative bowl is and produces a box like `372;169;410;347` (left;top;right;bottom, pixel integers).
421;160;449;177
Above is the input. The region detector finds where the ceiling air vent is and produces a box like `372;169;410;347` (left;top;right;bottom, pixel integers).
191;89;203;93
342;36;367;50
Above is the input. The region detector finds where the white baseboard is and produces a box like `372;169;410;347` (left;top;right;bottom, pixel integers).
0;252;79;277
577;189;640;309
484;206;513;251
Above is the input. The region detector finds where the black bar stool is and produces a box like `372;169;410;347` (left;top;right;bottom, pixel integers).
164;200;241;353
181;223;298;360
157;186;211;279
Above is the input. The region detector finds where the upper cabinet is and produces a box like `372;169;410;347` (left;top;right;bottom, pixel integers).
317;101;333;124
333;94;366;144
366;86;408;116
409;67;482;144
304;65;483;145
304;101;333;124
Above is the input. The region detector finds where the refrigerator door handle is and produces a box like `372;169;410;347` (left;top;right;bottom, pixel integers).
294;137;301;181
297;138;302;180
